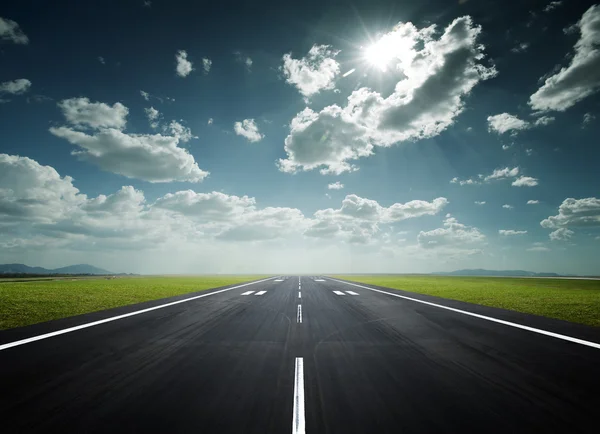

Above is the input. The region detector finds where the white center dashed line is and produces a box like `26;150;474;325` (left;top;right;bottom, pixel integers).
297;304;302;323
292;357;305;434
333;291;345;295
298;291;302;298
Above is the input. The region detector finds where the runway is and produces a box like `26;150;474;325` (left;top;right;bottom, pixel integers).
1;276;599;433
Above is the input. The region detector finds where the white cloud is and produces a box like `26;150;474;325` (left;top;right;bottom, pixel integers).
502;204;514;209
485;167;519;181
527;246;550;252
529;5;600;111
511;42;530;54
512;176;539;187
144;107;160;129
525;148;534;156
534;115;555;126
49;127;208;183
140;90;150;101
583;112;595;126
451;167;522;186
207;118;213;125
418;216;485;249
154;190;255;222
499;229;527;236
167;120;196;142
234;51;253;71
98;56;105;65
487;113;529;134
0;78;31;95
175;50;194;77
474;201;486;205
245;57;253;70
0;17;29;44
502;144;512;150
305;195;448;243
58;97;128;130
234;119;264;142
541;197;600;229
549;228;574;241
143;1;152;7
281;44;340;97
202;57;212;74
278;15;497;174
544;1;563;13
527;200;540;204
327;181;344;190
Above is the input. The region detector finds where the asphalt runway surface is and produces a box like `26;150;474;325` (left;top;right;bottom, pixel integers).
1;276;600;433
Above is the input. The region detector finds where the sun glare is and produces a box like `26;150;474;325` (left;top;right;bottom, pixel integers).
363;37;395;71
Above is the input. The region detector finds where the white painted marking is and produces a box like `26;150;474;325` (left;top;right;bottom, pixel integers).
274;279;284;282
298;292;302;298
326;278;600;350
314;279;325;282
297;304;302;323
255;291;267;296
292;357;305;434
346;291;359;295
0;277;278;352
241;291;255;295
333;291;345;295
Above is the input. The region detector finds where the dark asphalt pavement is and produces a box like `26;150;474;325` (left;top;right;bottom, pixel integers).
1;276;600;433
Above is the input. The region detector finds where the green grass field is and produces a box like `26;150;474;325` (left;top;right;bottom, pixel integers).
331;275;600;327
0;276;270;330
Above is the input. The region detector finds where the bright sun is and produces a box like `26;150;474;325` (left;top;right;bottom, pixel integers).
363;37;395;71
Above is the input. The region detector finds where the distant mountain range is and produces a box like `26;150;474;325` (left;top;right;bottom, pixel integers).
0;263;113;275
432;269;574;277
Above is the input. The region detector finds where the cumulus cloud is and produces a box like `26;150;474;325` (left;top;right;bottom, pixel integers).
282;44;340;97
418;216;485;249
305;195;448;243
544;1;563;13
485;167;519;181
512;176;539;187
502;204;514;209
154;190;255;222
166;121;196;142
175;50;194;77
529;5;600;111
534;115;555;126
202;57;212;74
583;112;595;126
58;97;128;130
541;197;600;230
549;228;574;241
234;119;263;142
487;113;530;134
278;15;497;174
0;78;31;95
527;200;540;204
327;181;344;190
527;246;550;252
49;127;207;183
0;17;29;44
499;229;527;236
145;107;160;129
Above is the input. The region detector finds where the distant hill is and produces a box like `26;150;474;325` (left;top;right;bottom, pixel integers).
431;269;572;277
0;263;113;275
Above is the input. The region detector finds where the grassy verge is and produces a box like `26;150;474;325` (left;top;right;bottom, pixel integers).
0;276;270;330
330;275;600;327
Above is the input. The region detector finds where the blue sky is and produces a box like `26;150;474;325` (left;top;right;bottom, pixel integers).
1;0;599;274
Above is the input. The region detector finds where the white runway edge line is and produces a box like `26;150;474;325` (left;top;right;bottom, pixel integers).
297;304;302;323
0;277;277;352
326;278;600;350
292;357;305;434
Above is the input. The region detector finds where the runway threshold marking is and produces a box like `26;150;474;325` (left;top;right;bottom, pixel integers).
255;291;267;296
292;357;305;434
333;291;345;295
327;278;600;350
346;291;359;295
241;291;255;295
0;277;277;352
